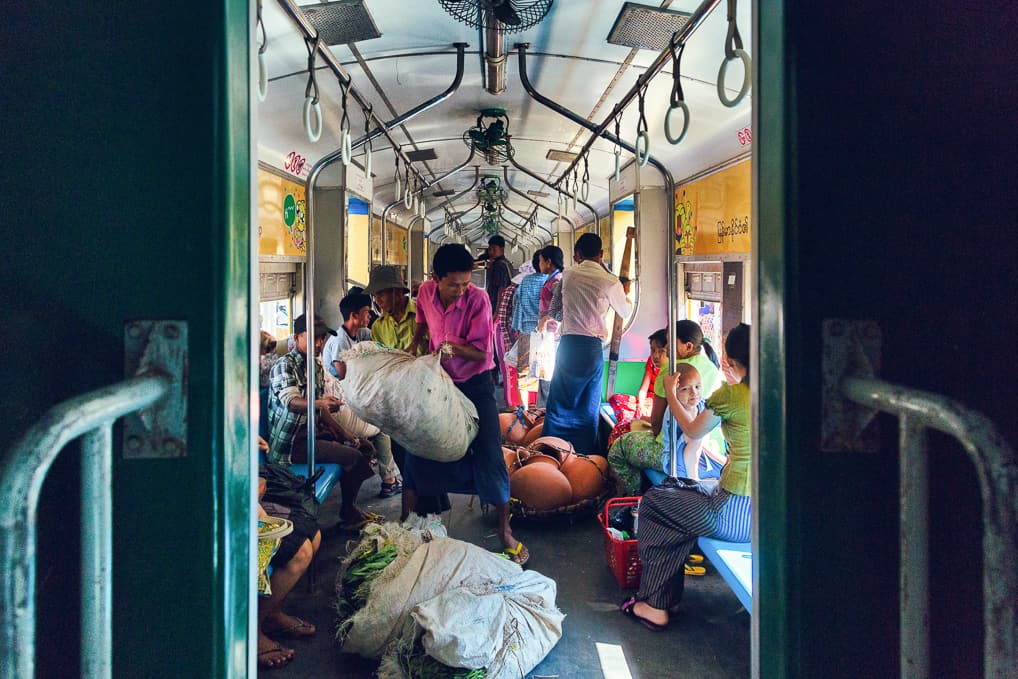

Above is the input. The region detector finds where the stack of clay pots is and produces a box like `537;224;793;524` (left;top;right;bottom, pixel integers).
498;408;546;446
502;436;610;512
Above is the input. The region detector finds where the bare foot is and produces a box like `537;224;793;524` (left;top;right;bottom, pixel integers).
257;632;294;669
264;611;316;638
633;600;669;626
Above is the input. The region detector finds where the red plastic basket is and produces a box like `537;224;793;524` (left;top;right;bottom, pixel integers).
598;496;642;588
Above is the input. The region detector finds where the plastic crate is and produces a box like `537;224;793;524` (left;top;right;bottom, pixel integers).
598;496;642;588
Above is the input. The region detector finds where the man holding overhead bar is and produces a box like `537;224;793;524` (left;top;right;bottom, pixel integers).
542;233;631;453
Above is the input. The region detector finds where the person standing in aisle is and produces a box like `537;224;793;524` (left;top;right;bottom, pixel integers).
406;243;528;564
542;233;631;453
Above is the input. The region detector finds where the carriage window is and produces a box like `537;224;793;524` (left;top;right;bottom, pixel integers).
347;194;370;288
259;298;291;341
610;196;634;269
608;195;638;328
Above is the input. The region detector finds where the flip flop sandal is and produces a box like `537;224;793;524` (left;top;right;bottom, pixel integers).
620;597;668;632
684;564;707;576
686;554;705;565
267;617;316;638
257;646;294;669
502;542;530;566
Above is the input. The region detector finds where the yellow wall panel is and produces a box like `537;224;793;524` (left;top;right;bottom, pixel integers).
257;168;307;257
675;159;751;256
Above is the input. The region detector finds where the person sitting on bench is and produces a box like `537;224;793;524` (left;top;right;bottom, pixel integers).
620;324;751;630
267;314;376;530
257;437;320;670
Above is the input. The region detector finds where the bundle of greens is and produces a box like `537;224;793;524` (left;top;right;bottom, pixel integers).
397;637;487;679
336;542;398;635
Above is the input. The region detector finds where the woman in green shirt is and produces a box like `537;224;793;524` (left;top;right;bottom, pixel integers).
608;320;725;494
621;323;751;631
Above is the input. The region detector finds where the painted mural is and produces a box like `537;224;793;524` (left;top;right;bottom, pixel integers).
258;167;307;257
675;159;751;256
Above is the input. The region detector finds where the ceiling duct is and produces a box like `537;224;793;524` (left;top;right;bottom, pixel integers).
432;189;457;197
405;148;438;162
300;0;382;45
485;13;507;95
606;2;692;51
438;1;554;94
545;149;578;163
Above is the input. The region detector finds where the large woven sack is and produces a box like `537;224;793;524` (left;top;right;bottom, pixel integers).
339;528;563;679
340;342;478;461
322;370;381;438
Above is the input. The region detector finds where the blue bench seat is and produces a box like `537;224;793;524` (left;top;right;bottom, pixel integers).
599;402;618;427
286;461;343;505
698;536;753;612
258;451;342;506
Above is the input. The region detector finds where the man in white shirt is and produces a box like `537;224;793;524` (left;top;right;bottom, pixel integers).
543;233;632;452
321;291;403;498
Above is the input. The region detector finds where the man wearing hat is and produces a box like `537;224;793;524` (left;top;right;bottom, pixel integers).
365;265;423;353
365;265;449;513
267;314;376;529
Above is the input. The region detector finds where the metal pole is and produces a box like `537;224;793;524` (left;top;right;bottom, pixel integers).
81;425;113;679
276;0;465;171
286;32;467;474
305;185;317;474
841;377;1018;678
899;416;929;679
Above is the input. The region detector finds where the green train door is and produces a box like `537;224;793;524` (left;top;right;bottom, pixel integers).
3;0;253;676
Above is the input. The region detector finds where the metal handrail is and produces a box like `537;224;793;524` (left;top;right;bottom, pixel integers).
841;377;1017;679
0;373;170;679
297;47;466;476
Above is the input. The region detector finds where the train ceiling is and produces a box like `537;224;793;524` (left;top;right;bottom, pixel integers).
257;0;752;233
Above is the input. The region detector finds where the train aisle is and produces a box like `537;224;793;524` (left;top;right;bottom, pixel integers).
270;468;750;678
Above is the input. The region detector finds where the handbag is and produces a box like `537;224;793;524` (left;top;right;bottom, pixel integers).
259;462;320;521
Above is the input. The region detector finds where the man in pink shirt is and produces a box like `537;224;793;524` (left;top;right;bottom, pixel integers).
406;243;527;565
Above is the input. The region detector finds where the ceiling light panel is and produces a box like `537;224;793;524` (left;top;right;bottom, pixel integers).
406;148;438;162
546;149;578;162
301;1;381;45
607;2;692;51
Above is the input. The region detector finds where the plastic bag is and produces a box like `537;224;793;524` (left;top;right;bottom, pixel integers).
340;342;478;461
504;339;520;369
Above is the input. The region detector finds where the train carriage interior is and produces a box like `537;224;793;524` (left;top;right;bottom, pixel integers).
3;0;1016;678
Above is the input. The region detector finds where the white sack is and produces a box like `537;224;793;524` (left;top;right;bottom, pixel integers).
340;342;478;461
411;570;564;679
322;370;381;438
341;536;519;659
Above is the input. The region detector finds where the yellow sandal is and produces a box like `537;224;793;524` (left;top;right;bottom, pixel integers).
684;563;707;576
503;542;530;566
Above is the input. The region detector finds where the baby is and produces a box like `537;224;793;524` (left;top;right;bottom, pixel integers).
670;363;708;480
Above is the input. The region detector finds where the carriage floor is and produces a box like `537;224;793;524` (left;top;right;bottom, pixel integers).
268;474;750;678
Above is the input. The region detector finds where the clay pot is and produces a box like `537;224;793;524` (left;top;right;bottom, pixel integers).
521;421;545;446
560;454;607;502
528;436;575;462
503;447;525;476
522;452;561;468
499;412;528;445
510;463;574;510
587;454;610;476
